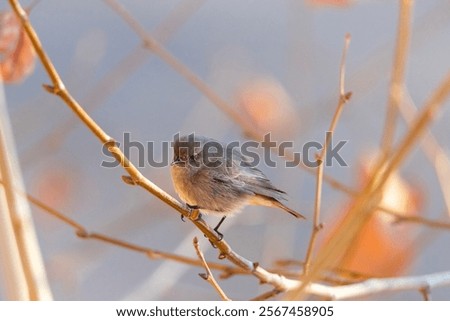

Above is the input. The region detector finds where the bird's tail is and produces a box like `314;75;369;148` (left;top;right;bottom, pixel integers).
250;195;306;219
275;201;306;219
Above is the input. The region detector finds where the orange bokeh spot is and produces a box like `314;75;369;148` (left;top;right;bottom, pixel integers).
236;77;299;140
320;154;423;278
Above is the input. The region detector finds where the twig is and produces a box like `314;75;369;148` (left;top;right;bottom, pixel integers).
324;271;449;300
193;237;231;301
392;214;450;230
250;289;281;301
27;0;41;12
303;34;351;275
419;286;432;301
381;0;414;155
398;89;450;219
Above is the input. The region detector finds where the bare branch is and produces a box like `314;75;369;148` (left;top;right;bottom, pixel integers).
303;34;351;274
381;0;414;155
323;271;449;300
398;89;450;219
392;214;450;230
250;289;281;301
419;286;432;301
193;237;231;301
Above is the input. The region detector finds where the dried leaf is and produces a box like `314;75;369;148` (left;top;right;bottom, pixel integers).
0;10;36;84
319;153;423;278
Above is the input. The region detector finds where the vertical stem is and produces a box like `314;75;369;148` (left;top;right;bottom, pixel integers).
303;34;351;274
0;83;53;300
381;0;414;155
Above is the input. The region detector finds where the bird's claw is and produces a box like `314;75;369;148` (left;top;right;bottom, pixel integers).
214;229;224;241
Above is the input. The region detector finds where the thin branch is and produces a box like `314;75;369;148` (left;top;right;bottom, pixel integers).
153;0;206;43
398;89;450;219
27;0;41;12
250;289;281;301
381;0;414;155
392;213;450;230
193;237;231;301
419;286;432;301
303;34;351;275
324;271;449;300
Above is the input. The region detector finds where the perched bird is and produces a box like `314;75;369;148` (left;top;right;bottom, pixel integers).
170;134;305;236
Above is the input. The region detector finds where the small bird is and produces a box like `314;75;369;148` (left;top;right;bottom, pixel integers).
170;134;305;236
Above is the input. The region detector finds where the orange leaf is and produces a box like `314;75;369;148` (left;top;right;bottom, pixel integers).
319;153;423;278
0;10;36;84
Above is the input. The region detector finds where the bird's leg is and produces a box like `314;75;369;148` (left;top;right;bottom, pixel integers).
213;215;226;241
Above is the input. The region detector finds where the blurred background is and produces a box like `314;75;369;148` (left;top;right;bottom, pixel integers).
1;0;450;300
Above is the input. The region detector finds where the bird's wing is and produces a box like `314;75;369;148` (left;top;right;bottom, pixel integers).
221;148;288;201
